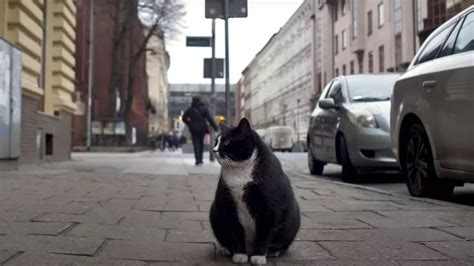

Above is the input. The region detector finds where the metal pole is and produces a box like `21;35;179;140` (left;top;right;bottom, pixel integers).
297;98;300;151
224;0;231;124
210;18;216;162
86;0;95;150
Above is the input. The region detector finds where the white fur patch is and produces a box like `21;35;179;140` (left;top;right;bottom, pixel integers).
213;135;221;153
232;253;248;264
250;255;267;265
220;151;257;254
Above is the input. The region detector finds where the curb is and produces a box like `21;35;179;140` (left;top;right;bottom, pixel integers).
293;172;471;209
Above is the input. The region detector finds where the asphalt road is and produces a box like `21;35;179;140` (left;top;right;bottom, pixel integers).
276;152;474;207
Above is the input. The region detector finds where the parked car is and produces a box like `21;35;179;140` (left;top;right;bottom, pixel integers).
264;126;295;152
307;74;400;182
255;129;266;140
391;6;474;198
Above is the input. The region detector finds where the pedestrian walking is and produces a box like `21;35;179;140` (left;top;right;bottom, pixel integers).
182;96;218;165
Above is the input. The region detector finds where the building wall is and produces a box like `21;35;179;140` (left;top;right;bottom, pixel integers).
74;0;149;147
0;0;76;168
147;34;170;137
242;0;314;143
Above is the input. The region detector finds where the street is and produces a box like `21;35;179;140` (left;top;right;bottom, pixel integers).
276;152;474;207
0;151;473;265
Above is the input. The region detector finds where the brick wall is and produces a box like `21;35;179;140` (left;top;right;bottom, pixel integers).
20;96;72;164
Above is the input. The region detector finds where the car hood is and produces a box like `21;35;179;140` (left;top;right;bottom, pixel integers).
344;101;391;115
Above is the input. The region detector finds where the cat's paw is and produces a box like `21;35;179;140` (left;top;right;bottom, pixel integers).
232;253;248;264
250;255;267;265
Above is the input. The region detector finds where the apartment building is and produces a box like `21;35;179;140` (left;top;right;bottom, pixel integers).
0;0;77;170
241;0;314;142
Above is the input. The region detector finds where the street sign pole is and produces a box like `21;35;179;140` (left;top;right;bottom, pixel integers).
224;0;231;125
210;18;216;162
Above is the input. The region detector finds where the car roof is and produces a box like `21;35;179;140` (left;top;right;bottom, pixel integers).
409;5;474;69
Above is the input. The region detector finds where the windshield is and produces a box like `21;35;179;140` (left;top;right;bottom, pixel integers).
346;75;399;102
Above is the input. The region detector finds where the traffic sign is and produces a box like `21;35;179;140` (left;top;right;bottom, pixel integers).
204;58;224;79
205;0;248;19
186;36;212;47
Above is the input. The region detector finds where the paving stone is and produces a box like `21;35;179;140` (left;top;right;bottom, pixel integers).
424;241;474;261
275;260;398;265
0;250;17;264
166;228;214;243
0;221;71;236
160;211;209;221
298;200;332;212
197;201;212;212
32;208;125;225
5;252;146;266
301;216;372;229
435;227;474;240
67;224;166;241
120;210;202;229
0;235;104;256
320;241;448;260
99;240;215;262
358;215;456;228
273;241;333;261
13;201;94;215
324;200;401;212
396;260;469;266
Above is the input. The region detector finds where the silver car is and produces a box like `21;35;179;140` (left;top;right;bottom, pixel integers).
307;74;400;182
391;6;474;198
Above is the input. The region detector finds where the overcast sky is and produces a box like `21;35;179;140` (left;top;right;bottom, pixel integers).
166;0;304;85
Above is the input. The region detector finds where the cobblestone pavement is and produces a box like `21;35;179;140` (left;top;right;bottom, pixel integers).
0;151;473;265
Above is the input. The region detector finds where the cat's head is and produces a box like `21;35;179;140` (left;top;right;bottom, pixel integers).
213;118;257;167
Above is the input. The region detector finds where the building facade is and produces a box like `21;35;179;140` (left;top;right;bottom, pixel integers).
0;0;77;169
74;0;149;148
147;34;170;138
168;83;235;132
241;0;314;144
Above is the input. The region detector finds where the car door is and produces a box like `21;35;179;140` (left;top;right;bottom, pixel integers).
309;81;332;161
431;12;474;172
311;79;345;163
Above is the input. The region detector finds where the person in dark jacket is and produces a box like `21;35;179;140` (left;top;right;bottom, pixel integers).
182;96;218;165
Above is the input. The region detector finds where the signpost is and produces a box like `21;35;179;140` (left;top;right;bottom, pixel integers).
203;58;224;79
205;0;248;125
186;36;212;47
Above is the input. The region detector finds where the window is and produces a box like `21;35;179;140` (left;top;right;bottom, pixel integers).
350;60;355;74
378;2;384;27
335;68;339;76
342;0;347;15
394;0;402;33
342;30;347;50
453;12;474;54
439;19;462;57
379;45;385;72
327;80;345;104
416;22;456;64
368;51;374;73
367;10;373;35
352;0;357;38
45;133;53;155
334;1;338;21
335;34;339;54
342;64;347;75
358;58;363;73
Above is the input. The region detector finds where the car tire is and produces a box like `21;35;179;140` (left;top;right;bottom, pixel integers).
403;124;454;199
308;146;325;175
339;135;359;183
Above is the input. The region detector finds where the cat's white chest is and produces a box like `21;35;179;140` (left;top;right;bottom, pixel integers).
222;166;256;249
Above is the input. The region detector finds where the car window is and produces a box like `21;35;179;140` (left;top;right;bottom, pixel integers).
453;12;474;54
438;20;462;58
416;22;456;65
326;80;346;104
346;75;399;102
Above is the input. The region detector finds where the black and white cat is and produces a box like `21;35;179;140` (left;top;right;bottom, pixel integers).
209;118;300;265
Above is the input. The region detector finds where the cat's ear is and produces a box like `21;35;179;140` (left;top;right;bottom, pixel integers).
219;122;229;131
236;118;251;136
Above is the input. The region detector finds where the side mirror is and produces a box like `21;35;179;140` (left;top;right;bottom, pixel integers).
319;98;336;109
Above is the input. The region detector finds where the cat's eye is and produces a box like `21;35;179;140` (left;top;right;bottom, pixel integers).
224;139;230;146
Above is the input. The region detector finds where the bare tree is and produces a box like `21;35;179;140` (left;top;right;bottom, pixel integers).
108;0;185;118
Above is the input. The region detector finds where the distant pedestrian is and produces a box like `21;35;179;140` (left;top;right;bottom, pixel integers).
182;96;218;165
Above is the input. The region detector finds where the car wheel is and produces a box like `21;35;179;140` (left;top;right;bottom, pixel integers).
339;135;359;183
308;146;324;175
403;124;454;199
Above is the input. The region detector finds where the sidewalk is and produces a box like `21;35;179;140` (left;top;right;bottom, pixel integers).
0;151;473;265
